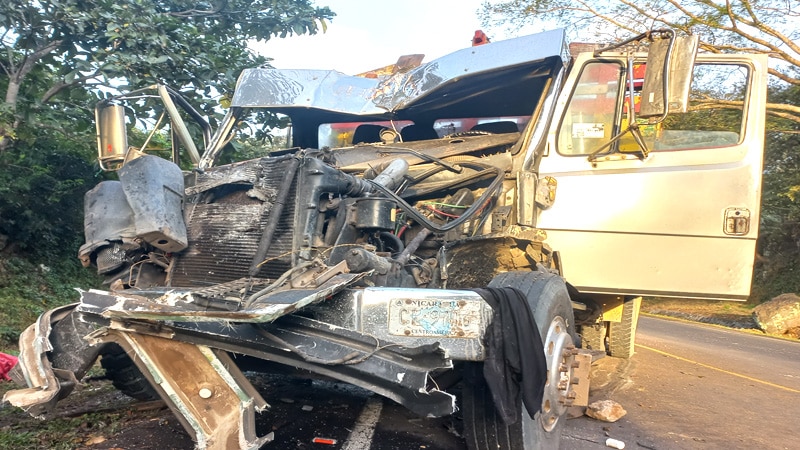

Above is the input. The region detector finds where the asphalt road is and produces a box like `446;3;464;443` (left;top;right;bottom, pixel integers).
562;315;800;450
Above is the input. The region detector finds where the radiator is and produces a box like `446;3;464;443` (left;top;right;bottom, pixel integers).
169;156;297;287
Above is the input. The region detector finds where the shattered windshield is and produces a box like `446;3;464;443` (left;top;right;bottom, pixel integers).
209;28;566;163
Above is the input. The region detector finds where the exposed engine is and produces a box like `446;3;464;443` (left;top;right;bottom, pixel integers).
78;134;553;310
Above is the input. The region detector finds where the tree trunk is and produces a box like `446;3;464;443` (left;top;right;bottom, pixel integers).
5;79;20;110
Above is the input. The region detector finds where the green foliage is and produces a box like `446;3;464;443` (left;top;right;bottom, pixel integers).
0;255;101;346
0;0;335;121
0;373;140;449
752;83;800;300
0;1;336;313
0;408;124;449
0;125;101;256
215;111;292;164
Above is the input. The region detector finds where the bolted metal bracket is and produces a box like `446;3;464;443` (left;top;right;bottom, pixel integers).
88;326;272;450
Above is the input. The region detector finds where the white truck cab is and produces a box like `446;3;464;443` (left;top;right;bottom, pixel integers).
537;52;767;300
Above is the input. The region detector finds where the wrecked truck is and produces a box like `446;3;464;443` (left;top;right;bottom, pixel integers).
4;28;767;449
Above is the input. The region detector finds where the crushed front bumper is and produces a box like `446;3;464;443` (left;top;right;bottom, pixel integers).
4;284;494;449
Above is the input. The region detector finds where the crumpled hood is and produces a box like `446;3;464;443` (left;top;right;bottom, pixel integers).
231;28;567;121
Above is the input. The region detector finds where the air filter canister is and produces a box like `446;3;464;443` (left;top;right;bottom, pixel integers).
354;198;396;230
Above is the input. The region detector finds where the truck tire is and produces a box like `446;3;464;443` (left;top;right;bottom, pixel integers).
579;323;607;353
100;344;159;401
607;296;641;359
463;270;576;450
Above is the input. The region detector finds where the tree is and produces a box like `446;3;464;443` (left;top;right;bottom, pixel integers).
0;0;335;150
753;83;800;300
481;0;800;125
0;0;334;256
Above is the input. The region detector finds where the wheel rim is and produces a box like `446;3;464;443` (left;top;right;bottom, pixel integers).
540;315;576;432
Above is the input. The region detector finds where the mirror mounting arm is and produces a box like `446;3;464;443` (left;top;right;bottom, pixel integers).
587;52;651;166
628;122;650;160
624;54;651;160
586;123;649;166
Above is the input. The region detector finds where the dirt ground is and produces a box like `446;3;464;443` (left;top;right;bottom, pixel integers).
0;299;776;449
0;377;190;450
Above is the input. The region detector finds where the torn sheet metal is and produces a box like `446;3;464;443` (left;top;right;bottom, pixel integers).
77;272;368;322
230;29;567;115
119;315;458;418
2;304;79;417
184;154;296;197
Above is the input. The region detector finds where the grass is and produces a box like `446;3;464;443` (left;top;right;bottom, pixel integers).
0;255;102;348
0;367;146;450
0;409;122;450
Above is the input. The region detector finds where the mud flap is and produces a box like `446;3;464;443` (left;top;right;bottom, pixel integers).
88;325;273;450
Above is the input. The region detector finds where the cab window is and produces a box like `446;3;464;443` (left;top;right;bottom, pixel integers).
647;63;747;151
557;62;622;155
558;61;749;156
434;116;529;136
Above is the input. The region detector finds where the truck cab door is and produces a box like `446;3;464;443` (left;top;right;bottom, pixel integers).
535;53;768;300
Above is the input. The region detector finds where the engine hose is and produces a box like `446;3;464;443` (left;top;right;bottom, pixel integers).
379;231;405;254
396;228;431;265
366;161;504;233
404;154;510;188
406;165;448;185
401;169;498;201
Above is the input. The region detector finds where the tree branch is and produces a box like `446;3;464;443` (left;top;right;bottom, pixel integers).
690;98;800;125
14;40;62;83
766;110;800;124
675;0;800;69
40;72;103;104
167;0;228;18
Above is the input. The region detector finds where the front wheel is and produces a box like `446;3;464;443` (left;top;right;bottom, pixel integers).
463;270;577;450
100;343;159;401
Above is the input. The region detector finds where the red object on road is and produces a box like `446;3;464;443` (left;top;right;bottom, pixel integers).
0;352;18;381
312;437;337;445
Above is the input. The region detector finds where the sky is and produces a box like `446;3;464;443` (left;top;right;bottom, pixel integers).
251;0;528;75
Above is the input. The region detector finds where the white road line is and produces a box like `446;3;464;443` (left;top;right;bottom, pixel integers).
342;396;383;450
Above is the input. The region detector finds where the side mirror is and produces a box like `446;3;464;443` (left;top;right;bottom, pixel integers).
639;34;699;118
95;103;129;171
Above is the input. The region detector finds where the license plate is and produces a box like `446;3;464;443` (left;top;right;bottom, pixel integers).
388;298;484;338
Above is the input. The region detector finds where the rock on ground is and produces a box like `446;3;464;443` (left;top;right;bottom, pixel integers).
753;293;800;335
586;399;627;422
